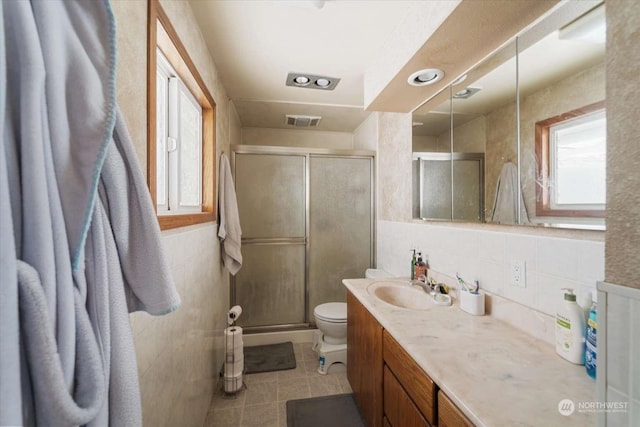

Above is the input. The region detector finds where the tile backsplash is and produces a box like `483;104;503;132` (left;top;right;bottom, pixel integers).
377;220;605;344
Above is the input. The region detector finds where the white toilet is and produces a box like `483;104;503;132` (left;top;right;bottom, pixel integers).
312;268;391;374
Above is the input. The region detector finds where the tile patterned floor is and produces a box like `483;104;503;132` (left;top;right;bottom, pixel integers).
204;342;352;427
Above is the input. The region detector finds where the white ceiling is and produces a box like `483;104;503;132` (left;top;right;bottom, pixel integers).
188;0;456;133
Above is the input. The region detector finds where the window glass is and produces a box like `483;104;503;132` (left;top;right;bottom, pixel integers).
177;84;202;208
156;50;202;214
156;67;169;210
550;110;606;209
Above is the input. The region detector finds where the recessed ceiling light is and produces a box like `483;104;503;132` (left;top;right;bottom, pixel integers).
286;72;340;90
408;68;445;87
452;86;482;99
294;76;310;85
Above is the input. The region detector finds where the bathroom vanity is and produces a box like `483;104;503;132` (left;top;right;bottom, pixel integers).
344;278;596;427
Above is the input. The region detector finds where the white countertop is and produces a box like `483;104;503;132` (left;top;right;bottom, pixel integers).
343;277;596;427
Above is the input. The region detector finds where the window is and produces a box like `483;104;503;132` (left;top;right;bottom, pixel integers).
156;51;203;214
535;101;605;217
148;0;216;230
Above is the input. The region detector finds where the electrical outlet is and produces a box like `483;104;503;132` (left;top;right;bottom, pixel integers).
510;260;526;287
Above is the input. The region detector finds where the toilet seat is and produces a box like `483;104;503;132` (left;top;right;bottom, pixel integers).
314;302;347;323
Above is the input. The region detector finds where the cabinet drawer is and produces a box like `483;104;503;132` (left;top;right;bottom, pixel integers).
383;331;436;425
384;365;431;427
438;390;475;427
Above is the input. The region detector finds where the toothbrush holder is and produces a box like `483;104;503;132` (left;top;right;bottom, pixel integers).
459;290;485;316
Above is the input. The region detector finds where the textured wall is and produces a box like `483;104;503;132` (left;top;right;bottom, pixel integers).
113;0;148;172
485;102;517;220
377;112;412;222
111;0;238;425
452;115;486;153
605;0;640;288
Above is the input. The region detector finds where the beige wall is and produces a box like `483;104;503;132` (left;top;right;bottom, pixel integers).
453;115;486;153
377;112;412;222
241;127;353;150
111;1;239;425
605;0;640;289
353;113;378;151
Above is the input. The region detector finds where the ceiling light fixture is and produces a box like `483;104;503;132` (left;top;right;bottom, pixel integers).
286;72;340;90
452;86;482;99
294;76;310;85
407;68;445;87
452;74;468;86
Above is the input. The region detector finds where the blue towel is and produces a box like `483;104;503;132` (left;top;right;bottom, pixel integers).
1;1;181;425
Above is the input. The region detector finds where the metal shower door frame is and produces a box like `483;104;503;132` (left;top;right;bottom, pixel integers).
230;145;376;333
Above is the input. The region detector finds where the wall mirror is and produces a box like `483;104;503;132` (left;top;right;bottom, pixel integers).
412;1;606;230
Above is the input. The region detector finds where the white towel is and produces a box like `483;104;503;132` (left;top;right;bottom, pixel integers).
491;162;530;225
218;154;243;275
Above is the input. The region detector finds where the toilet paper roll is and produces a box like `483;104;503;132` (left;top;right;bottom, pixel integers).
224;372;243;393
224;358;244;377
224;326;244;362
227;305;242;325
224;326;243;345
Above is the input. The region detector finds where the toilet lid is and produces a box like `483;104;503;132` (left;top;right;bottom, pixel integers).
314;302;347;322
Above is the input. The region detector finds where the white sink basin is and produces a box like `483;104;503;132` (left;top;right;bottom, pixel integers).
367;280;432;310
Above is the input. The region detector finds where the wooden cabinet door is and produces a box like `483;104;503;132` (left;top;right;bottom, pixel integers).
384;365;431;427
438;390;475;427
347;291;383;427
383;331;436;425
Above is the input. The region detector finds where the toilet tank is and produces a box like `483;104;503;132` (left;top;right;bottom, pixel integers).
365;268;392;279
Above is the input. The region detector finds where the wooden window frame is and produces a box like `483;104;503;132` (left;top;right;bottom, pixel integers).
535;100;605;218
148;0;216;230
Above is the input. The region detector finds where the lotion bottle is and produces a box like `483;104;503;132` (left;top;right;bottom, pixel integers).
555;288;586;365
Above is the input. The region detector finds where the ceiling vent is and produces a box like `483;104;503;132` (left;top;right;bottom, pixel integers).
285;115;322;128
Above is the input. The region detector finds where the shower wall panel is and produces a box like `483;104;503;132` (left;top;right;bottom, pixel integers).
308;156;372;324
234;244;306;327
235;153;305;238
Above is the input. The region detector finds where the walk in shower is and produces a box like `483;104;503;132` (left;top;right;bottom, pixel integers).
412;152;485;222
231;145;374;332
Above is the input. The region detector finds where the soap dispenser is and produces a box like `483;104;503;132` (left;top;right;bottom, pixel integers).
555;288;586;365
414;253;427;279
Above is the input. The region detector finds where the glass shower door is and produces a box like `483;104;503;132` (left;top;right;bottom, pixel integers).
233;153;307;328
308;156;373;325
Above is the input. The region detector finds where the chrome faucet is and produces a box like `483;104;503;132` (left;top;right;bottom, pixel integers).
411;275;446;295
410;274;431;293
